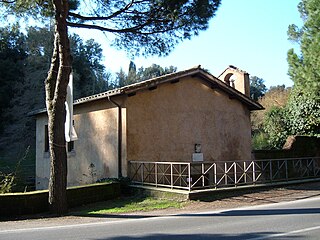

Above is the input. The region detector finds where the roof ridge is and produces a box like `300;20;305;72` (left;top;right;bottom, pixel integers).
73;65;202;105
30;65;263;116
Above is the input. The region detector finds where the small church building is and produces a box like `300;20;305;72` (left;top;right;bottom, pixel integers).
34;65;263;190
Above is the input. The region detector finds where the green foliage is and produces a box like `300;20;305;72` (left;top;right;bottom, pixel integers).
116;68;129;88
252;84;320;150
70;35;111;98
73;194;185;215
1;0;221;57
287;0;320;91
116;63;177;87
251;85;291;150
97;176;132;195
0;25;110;158
251;132;270;150
250;76;267;100
106;0;221;56
0;146;30;193
254;0;320;150
0;172;15;194
286;0;320;138
0;25;26;133
286;90;320;136
263;106;289;149
1;0;79;20
136;64;177;81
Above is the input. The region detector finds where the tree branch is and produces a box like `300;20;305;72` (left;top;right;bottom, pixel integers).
68;0;135;22
67;21;151;33
68;20;182;36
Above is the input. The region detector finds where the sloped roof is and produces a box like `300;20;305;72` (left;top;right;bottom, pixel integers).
30;65;263;116
74;65;263;110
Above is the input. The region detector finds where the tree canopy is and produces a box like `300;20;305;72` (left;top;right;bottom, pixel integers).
116;62;177;87
249;76;267;101
287;0;320;92
286;0;320;137
0;25;26;134
0;25;110;156
251;85;291;149
2;0;221;56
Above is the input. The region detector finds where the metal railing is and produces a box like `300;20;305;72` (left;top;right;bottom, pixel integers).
129;157;320;191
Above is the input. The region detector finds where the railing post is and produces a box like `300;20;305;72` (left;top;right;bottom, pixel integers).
155;162;158;187
141;163;144;185
225;162;228;185
285;159;288;181
128;161;131;180
234;162;237;186
170;163;173;189
188;163;191;191
214;163;217;189
202;163;205;187
243;161;247;184
252;160;256;184
270;160;273;183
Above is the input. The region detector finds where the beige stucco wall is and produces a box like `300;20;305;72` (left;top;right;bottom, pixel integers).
35;76;253;189
126;76;252;162
35;115;51;189
35;98;126;190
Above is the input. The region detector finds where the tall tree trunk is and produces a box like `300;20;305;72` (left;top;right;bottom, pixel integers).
45;0;71;215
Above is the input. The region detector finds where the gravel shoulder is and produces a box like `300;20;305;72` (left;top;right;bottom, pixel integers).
1;181;320;231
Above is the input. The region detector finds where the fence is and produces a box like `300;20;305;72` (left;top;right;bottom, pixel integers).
129;157;320;191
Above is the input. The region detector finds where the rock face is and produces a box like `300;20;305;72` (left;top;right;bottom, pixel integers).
282;135;297;150
283;135;320;157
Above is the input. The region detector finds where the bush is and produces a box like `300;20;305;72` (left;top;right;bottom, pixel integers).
97;177;132;195
286;91;320;136
0;172;15;193
0;146;31;193
252;131;270;150
263;106;289;149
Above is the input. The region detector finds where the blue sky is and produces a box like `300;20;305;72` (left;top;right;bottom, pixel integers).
73;0;302;88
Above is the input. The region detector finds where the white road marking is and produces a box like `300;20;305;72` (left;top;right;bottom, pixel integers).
249;225;320;240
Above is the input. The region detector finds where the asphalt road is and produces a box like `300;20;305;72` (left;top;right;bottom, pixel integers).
1;196;320;240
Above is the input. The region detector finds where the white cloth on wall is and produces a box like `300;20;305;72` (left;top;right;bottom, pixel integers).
65;70;78;142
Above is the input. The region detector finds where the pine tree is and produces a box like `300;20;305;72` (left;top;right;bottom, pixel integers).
286;0;320;137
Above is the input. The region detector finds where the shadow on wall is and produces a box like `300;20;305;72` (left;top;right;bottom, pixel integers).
71;102;119;186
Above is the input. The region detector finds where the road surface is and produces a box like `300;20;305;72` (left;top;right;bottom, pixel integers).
1;196;320;240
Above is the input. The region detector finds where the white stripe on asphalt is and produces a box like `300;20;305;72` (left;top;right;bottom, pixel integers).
249;225;320;240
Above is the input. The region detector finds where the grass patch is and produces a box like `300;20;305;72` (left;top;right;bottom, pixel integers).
72;194;186;215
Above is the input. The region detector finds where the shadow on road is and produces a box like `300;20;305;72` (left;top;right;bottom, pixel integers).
179;207;320;217
71;207;320;220
92;232;302;240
